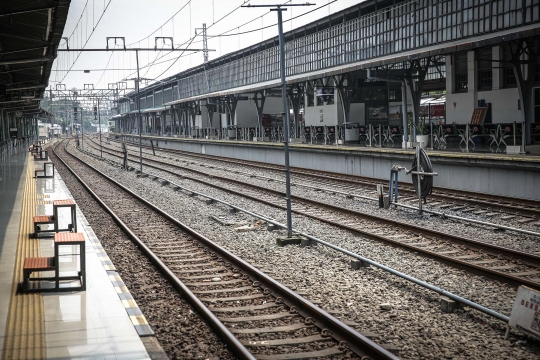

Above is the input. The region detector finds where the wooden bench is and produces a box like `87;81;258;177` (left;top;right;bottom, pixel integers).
22;233;86;293
33;150;49;161
33;215;55;238
22;257;55;292
35;162;54;178
53;200;77;233
30;145;42;154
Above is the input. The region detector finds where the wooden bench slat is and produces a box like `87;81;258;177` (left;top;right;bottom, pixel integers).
23;257;55;270
53;200;75;206
33;216;54;223
54;232;85;243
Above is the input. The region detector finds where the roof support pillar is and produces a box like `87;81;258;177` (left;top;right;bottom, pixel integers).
253;91;266;138
287;84;304;139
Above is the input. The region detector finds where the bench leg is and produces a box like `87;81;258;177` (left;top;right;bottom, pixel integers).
23;269;30;292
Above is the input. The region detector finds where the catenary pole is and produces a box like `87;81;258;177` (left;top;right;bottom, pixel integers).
136;50;143;174
243;2;314;238
98;97;102;158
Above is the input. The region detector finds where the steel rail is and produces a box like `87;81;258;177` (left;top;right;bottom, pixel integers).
112;137;540;216
80;142;540;291
57;140;398;360
88;138;540;237
51;141;256;360
83;140;540;266
76;141;513;324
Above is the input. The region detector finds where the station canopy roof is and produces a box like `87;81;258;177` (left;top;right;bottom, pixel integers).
0;1;71;116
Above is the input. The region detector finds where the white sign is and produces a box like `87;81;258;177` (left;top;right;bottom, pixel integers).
509;286;540;339
319;109;324;123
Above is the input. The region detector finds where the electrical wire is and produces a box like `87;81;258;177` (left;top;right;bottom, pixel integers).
127;1;192;46
206;0;338;38
66;1;89;40
57;0;336;90
60;0;113;83
153;37;197;81
110;0;275;84
95;46;116;87
115;0;284;81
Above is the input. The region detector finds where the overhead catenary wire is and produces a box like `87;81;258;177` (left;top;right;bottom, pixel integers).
56;0;336;88
127;0;192;46
60;0;113;83
120;0;333;83
75;0;285;85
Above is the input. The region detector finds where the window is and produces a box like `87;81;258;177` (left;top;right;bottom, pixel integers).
477;48;492;90
351;88;363;103
316;88;334;105
307;93;314;107
502;46;517;88
454;53;468;92
389;83;402;102
316;90;324;106
504;68;517;87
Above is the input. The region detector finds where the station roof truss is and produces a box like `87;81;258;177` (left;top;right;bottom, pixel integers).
0;0;71;113
116;0;540;115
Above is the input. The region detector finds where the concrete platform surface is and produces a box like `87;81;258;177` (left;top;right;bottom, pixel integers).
0;147;158;359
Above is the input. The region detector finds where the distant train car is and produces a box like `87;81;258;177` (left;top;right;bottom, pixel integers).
38;124;50;140
50;124;62;137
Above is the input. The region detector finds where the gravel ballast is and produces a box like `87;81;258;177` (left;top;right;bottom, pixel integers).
74;140;540;359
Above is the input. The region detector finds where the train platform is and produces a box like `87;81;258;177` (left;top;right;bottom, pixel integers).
116;133;540;201
0;145;162;359
116;133;540;163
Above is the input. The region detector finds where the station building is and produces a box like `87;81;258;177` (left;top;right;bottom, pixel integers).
113;0;540;147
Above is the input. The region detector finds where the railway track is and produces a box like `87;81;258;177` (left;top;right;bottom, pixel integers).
81;137;540;292
105;136;540;220
55;139;397;360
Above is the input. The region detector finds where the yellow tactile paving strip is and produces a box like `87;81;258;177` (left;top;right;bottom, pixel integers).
2;154;45;360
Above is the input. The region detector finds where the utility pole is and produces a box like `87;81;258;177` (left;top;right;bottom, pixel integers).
136;50;143;173
95;97;102;158
195;24;209;63
243;2;315;238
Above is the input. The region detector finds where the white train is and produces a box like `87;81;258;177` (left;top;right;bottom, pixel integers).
38;123;50;140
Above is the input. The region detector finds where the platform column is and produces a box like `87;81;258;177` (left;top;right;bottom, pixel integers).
225;94;240;128
288;84;303;139
405;58;431;139
253;91;266;139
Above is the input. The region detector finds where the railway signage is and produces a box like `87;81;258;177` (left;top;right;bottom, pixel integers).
509;286;540;340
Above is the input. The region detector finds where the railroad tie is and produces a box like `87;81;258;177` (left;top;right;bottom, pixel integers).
239;334;333;347
511;270;540;277
517;218;537;224
489;264;519;271
191;285;254;294
469;259;501;265
208;302;281;312
218;312;295;323
439;204;456;209
201;294;266;303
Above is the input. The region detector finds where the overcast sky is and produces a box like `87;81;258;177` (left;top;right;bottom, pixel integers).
49;0;365;92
